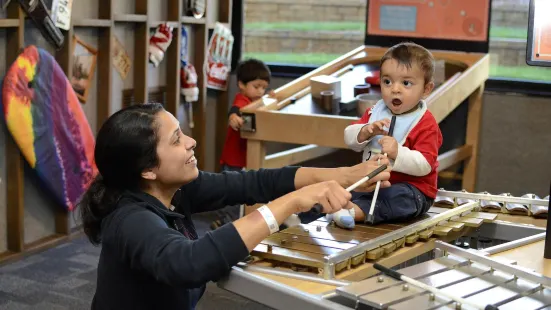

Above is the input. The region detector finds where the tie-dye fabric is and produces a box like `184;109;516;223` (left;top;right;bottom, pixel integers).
1;45;97;211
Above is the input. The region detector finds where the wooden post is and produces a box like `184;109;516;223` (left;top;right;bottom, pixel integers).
246;140;266;170
5;3;25;252
133;0;149;104
165;0;183;117
191;23;208;170
96;0;114;128
462;84;484;192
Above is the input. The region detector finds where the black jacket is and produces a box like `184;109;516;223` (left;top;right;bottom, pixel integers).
91;167;299;310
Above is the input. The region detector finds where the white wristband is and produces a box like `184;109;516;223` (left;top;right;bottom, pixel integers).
257;205;279;234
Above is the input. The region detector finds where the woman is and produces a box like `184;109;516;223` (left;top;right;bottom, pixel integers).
79;103;390;310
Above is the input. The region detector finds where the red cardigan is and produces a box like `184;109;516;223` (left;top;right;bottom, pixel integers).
353;109;443;199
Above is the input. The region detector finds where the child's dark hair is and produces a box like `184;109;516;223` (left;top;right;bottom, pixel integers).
380;42;435;84
236;58;271;84
78;103;164;246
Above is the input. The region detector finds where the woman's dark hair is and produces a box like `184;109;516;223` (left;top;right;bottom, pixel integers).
79;103;165;245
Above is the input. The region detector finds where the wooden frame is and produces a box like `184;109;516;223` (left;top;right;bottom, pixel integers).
0;0;233;264
241;46;490;193
71;35;98;103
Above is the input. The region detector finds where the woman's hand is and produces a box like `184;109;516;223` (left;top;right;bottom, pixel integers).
338;159;392;192
288;180;353;214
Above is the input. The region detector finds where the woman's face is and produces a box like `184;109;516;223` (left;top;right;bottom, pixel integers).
150;110;198;186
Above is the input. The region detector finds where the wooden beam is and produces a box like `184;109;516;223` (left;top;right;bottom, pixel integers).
96;0;113;129
164;0;182;117
246;140;266;170
462;84;485;192
214;1;233;171
133;0;149;104
264;145;337;169
242;111;354;149
437;145;473;172
191;24;208;170
5;4;25;253
215;91;229;172
133;22;149;104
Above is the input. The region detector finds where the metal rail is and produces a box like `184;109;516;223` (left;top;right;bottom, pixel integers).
437;189;549;207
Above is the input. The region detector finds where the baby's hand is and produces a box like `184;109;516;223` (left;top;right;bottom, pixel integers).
358;118;391;142
379;136;398;159
229;114;244;131
268;90;276;98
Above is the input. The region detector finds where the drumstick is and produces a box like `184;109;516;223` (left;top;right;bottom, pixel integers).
373;263;499;310
366;115;396;224
310;164;388;215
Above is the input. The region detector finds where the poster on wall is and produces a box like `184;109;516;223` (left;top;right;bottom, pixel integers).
205;23;234;91
112;35;131;80
70;36;97;104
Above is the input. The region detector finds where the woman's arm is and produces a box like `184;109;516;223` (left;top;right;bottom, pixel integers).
109;182;351;288
182;167;299;214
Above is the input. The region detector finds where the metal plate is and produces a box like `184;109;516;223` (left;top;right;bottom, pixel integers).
336;275;400;299
389;293;451;310
275;232;356;250
251;244;324;268
260;236;343;256
359;281;425;308
499;288;551;310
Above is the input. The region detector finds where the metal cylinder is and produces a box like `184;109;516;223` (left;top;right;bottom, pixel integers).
354;83;371;97
320;90;334;112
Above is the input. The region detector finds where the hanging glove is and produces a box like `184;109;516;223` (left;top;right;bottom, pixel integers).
149;23;174;67
180;63;199;102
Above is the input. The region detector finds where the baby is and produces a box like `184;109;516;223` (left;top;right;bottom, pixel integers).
328;42;443;228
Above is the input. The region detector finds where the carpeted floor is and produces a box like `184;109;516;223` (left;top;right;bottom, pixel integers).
0;214;271;310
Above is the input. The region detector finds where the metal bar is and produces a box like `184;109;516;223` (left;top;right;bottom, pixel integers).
481;232;546;255
217;267;353;310
435;240;551;288
437;190;549;207
238;263;350;287
469;221;545;241
326;202;480;266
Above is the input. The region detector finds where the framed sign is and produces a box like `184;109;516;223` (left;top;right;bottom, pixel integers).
70;36;97;104
112;35;131;79
365;0;492;53
526;0;551;67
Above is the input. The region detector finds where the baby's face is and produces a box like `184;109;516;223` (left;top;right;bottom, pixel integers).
380;59;433;114
240;79;269;102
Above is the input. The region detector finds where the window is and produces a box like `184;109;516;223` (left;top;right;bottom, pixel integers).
242;0;551;82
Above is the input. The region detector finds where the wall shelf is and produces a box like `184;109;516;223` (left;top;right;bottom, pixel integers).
113;14;148;23
0;0;234;263
181;16;206;24
0;19;19;27
72;18;113;27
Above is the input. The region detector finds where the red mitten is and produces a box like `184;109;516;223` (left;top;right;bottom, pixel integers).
181;63;199;102
149;23;173;67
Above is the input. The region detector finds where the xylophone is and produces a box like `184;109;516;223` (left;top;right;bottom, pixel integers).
251;201;499;280
219;193;550;310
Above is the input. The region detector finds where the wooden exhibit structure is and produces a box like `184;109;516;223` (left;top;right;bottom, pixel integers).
241;47;488;192
0;0;233;264
241;0;493;193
